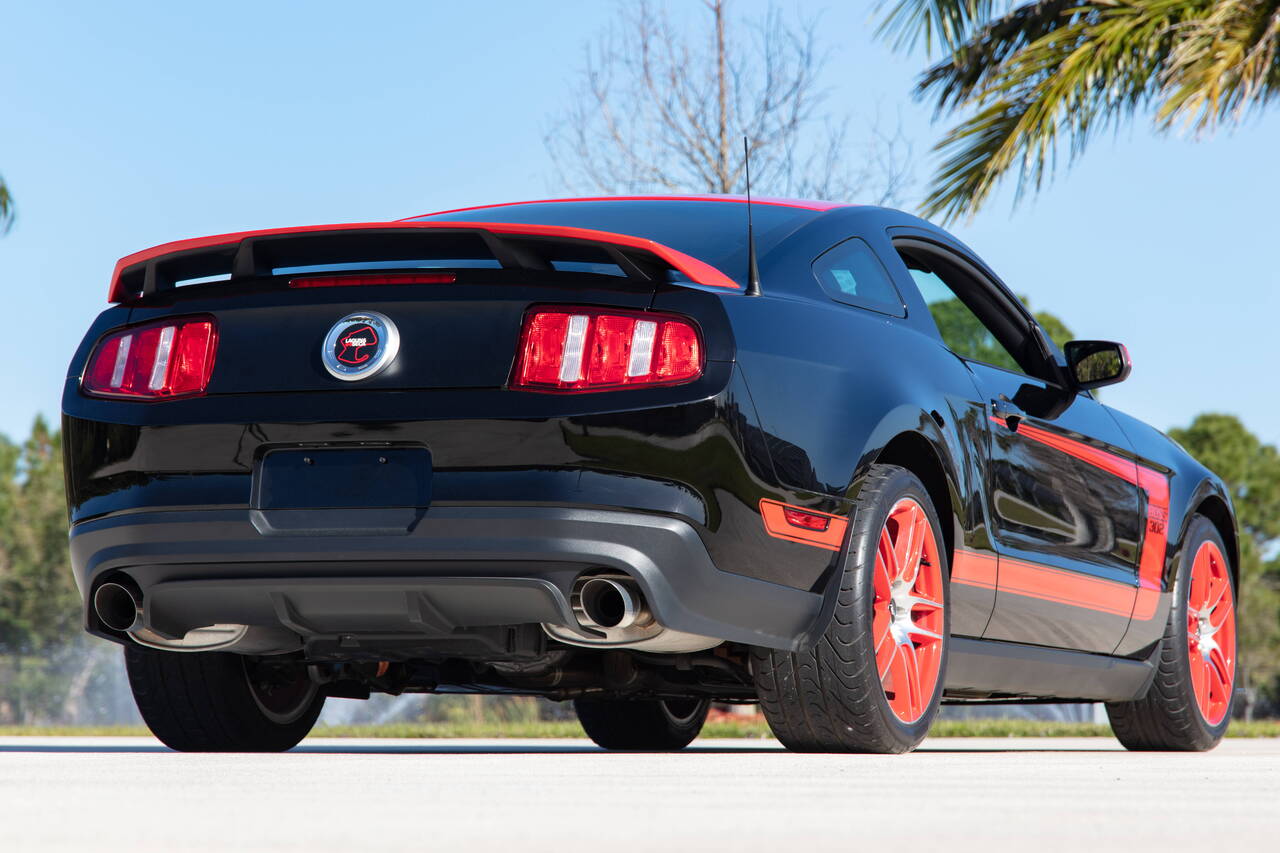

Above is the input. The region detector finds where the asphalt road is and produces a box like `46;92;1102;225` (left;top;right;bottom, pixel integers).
2;736;1277;852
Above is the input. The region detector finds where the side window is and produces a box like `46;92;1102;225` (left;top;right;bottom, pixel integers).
896;249;1034;376
812;238;905;317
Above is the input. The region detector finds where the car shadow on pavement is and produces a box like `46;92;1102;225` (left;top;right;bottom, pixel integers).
0;743;786;755
0;740;1121;755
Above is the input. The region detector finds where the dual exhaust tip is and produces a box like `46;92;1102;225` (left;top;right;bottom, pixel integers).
98;573;650;639
93;581;143;633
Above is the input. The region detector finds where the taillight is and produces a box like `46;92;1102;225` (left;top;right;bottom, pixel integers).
83;316;218;399
513;307;703;392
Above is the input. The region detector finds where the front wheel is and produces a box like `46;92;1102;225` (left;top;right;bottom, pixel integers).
1106;515;1236;751
125;646;325;752
574;697;710;750
753;464;950;753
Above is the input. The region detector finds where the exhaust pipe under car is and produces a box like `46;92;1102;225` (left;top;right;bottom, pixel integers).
574;576;649;630
92;578;301;654
549;573;720;653
94;581;144;633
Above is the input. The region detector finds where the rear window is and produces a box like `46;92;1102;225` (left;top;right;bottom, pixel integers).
812;237;904;316
410;200;823;285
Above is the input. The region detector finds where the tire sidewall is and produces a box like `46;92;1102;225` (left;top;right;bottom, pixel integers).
846;467;951;744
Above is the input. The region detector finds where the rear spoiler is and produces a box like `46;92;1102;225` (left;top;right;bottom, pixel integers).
108;221;740;302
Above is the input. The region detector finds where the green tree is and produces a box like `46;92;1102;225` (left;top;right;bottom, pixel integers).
878;1;1280;220
1168;413;1280;710
927;293;1075;373
0;417;80;723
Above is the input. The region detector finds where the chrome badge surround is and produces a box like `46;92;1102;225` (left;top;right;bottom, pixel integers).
321;311;400;381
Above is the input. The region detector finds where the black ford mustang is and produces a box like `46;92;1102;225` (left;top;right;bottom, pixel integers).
63;196;1238;753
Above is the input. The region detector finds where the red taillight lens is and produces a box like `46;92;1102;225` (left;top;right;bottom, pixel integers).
83;316;218;399
513;307;703;392
783;507;831;532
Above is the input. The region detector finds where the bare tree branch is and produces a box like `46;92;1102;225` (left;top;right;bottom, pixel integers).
545;0;913;204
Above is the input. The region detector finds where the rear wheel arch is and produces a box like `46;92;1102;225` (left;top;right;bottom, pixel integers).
874;430;958;571
1189;493;1239;591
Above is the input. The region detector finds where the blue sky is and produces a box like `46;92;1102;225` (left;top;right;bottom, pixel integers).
2;1;1277;445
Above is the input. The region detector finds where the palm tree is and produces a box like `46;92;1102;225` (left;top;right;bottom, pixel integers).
0;174;13;234
879;1;1280;220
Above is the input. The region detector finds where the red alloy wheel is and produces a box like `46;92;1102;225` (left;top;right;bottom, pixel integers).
1185;541;1236;726
872;497;946;724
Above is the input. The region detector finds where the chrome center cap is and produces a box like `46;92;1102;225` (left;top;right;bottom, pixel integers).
888;581;916;646
1195;609;1217;659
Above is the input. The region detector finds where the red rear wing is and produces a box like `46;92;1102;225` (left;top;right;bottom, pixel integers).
108;221;740;302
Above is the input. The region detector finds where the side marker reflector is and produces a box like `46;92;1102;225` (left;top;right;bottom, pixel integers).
759;499;848;551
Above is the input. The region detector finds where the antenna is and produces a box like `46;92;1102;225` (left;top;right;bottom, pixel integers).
743;136;761;297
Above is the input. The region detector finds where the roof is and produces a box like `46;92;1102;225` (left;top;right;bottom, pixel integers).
402;194;849;220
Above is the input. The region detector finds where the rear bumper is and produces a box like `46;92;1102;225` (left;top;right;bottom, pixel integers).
71;505;824;652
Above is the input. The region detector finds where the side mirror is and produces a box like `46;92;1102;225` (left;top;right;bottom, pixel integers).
1064;340;1132;390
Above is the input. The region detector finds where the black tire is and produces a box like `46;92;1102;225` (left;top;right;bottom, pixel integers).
574;697;710;750
1106;515;1236;751
752;464;950;753
125;646;325;752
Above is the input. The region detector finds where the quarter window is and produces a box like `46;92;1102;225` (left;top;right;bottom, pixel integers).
812;238;905;316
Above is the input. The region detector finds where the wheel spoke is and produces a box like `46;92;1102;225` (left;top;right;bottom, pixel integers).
905;622;943;643
1205;571;1228;613
894;507;925;585
1189;653;1209;705
1207;645;1232;690
900;641;923;720
877;528;898;587
906;593;944;613
873;608;892;655
884;641;911;718
876;627;898;674
1208;583;1233;630
1189;553;1210;608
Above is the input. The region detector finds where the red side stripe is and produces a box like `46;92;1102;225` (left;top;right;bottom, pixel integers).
1002;420;1138;483
951;549;998;590
995;556;1136;617
989;417;1170;622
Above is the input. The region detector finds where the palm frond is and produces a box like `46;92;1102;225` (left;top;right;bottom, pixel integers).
916;0;1203;221
916;0;1078;111
1160;0;1280;131
0;175;13;235
877;0;1001;52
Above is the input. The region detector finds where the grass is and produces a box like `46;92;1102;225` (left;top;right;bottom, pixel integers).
2;718;1279;739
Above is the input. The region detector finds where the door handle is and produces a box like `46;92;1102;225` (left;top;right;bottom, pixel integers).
991;399;1022;432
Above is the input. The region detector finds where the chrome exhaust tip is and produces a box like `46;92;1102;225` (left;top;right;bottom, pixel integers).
94;581;143;633
549;573;718;652
575;576;644;630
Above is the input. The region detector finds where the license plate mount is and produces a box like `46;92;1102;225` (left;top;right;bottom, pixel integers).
252;447;432;510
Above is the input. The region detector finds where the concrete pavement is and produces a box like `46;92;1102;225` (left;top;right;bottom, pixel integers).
1;736;1276;851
